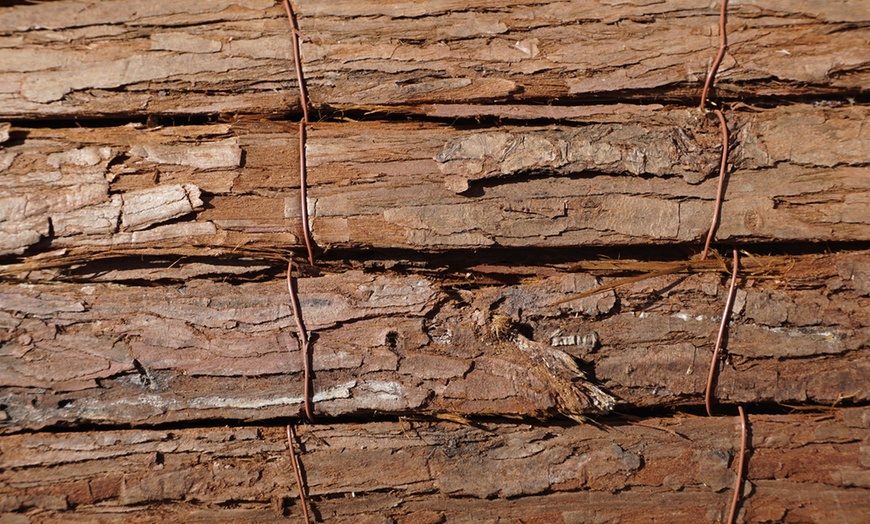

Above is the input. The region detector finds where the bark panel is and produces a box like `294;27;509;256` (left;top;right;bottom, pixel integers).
1;409;867;523
1;1;867;118
2;251;866;432
1;104;867;262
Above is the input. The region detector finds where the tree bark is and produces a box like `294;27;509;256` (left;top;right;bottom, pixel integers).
2;104;868;261
1;1;867;118
1;409;868;523
2;250;867;431
1;1;868;522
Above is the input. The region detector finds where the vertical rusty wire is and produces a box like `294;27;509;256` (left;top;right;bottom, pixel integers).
281;0;315;423
699;0;728;110
286;424;312;523
282;0;316;266
704;249;739;417
287;261;314;422
282;4;316;518
699;0;730;261
697;3;749;522
729;406;749;524
703;250;747;524
700;109;729;261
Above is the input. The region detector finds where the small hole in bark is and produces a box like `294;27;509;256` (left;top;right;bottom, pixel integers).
385;331;399;350
514;322;534;340
57;399;75;409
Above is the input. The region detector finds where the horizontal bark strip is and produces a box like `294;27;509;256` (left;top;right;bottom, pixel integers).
1;250;867;432
1;104;867;263
0;409;867;522
0;1;867;118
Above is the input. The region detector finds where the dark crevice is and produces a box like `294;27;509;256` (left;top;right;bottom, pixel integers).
4;89;867;129
5;241;869;285
3;113;222;129
2;400;866;437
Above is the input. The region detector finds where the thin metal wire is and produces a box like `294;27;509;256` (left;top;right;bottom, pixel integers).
699;0;729;110
282;0;316;266
705;249;739;417
297;122;315;266
701;108;730;261
287;261;314;421
282;0;310;123
699;6;748;521
728;406;748;524
286;424;312;523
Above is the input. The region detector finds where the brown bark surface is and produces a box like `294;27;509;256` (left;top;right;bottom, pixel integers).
1;1;868;522
2;104;868;261
1;409;868;523
1;1;867;118
1;251;867;432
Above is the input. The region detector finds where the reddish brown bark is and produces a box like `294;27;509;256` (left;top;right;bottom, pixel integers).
1;1;867;118
2;104;867;261
1;409;868;523
1;251;867;432
1;1;868;522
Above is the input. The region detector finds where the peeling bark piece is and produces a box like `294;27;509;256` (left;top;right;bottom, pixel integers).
0;216;48;256
50;221;220;251
52;196;122;237
46;146;113;168
0;143;117;253
129;139;242;169
120;184;203;231
435;122;719;189
0;152;16;173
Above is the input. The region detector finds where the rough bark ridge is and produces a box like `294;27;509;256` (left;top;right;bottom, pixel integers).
1;1;868;522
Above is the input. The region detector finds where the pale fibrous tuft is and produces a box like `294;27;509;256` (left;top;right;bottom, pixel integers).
490;314;513;340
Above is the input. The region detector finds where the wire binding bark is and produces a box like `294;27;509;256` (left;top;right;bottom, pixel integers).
283;0;316;266
287;261;314;422
699;0;729;109
728;406;749;524
705;249;739;417
286;424;313;523
701;108;730;260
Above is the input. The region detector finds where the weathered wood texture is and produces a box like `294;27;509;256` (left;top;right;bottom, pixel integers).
2;251;867;432
2;104;867;261
1;1;867;118
2;1;869;522
1;409;868;523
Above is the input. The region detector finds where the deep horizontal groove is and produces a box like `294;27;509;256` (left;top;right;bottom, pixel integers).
4;241;869;284
1;113;224;130
3;91;867;130
314;241;870;269
3;400;864;438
